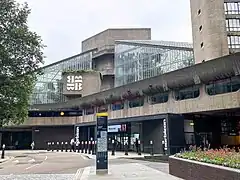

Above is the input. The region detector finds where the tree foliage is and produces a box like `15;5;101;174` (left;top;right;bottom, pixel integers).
0;0;44;125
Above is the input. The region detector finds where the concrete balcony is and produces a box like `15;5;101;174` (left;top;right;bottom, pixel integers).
22;90;240;127
92;45;115;58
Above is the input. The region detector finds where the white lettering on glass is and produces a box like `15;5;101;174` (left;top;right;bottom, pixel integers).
66;75;83;91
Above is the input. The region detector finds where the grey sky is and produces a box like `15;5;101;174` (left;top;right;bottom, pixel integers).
17;0;192;65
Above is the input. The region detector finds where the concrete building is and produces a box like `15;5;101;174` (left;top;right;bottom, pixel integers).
190;0;240;63
1;20;240;154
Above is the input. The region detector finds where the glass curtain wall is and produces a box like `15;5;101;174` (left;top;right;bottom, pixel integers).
30;52;92;105
114;41;194;87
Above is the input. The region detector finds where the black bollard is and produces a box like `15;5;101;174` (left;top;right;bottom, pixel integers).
88;141;91;154
65;142;68;152
111;140;115;156
52;142;55;152
161;140;165;155
150;140;154;156
47;142;50;151
77;141;80;153
81;141;84;153
56;142;59;152
124;142;128;156
1;144;6;159
92;141;95;155
138;140;141;155
61;142;64;152
84;141;87;154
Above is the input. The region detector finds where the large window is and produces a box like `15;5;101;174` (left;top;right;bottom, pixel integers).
224;2;240;15
112;102;124;111
150;92;169;104
114;41;194;87
228;36;240;49
175;86;200;101
226;19;240;32
129;98;144;108
206;76;240;95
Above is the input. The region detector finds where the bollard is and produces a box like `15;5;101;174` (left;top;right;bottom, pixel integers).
161;140;165;155
138;140;141;155
61;142;64;152
84;141;87;154
124;142;128;156
92;141;95;155
81;141;84;153
88;141;91;154
56;142;59;152
111;139;115;156
150;140;154;156
1;144;5;159
65;142;68;152
47;142;50;151
52;142;55;152
77;141;80;153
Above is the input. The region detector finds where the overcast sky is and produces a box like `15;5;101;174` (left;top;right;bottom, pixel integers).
17;0;192;65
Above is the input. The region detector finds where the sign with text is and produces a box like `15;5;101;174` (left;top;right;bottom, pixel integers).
96;112;108;173
62;72;102;97
163;118;168;151
66;75;83;91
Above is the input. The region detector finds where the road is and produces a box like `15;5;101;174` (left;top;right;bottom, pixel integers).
0;150;170;179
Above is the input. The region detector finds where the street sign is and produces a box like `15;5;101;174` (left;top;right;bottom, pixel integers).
96;112;108;174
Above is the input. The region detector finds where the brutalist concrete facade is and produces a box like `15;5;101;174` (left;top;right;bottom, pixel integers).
81;28;152;91
190;0;229;64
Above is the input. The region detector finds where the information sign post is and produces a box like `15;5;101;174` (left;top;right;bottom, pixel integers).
96;112;108;175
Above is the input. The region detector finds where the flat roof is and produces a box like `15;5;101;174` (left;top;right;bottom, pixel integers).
81;28;151;43
31;52;240;110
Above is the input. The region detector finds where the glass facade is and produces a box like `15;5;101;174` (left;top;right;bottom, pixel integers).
30;52;92;105
114;40;194;87
224;1;240;51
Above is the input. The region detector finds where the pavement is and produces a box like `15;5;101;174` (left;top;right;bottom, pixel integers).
76;163;183;180
0;150;180;180
0;156;11;163
81;151;146;160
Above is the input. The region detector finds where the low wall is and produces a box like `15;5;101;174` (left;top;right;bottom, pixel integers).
169;156;240;180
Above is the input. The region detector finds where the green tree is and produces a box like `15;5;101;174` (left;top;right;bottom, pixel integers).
0;0;44;125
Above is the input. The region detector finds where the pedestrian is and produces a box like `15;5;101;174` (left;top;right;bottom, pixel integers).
70;138;75;152
31;141;35;150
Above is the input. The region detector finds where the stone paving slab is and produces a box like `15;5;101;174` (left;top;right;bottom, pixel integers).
78;163;183;180
0;174;74;180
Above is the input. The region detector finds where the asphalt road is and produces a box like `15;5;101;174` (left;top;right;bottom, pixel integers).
0;150;169;179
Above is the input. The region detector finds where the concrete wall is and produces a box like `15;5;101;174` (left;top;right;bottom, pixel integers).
190;0;229;63
93;54;114;75
62;71;101;97
82;28;151;52
23;88;240;126
100;76;114;91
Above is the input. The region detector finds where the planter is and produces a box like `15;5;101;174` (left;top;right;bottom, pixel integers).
169;156;240;180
